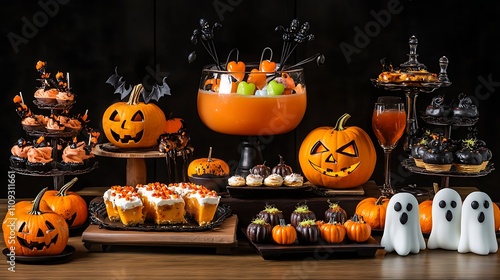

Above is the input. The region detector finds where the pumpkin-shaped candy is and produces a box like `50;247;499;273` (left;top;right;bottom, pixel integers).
419;199;433;234
188;147;229;177
355;196;389;230
290;202;316;227
324;200;347;224
102;84;167;148
271;155;293;177
272;219;297;245
249;162;271;178
295;219;320;244
344;214;371;243
42;177;88;228
298;113;376;189
2;187;69;256
258;204;284;227
320;217;347;244
246;217;272;244
419;183;439;234
492;202;500;232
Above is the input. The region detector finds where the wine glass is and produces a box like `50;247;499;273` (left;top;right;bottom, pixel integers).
372;96;406;196
197;64;307;176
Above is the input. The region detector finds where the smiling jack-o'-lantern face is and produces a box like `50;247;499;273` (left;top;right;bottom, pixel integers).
299;113;376;189
2;188;69;256
102;100;167;149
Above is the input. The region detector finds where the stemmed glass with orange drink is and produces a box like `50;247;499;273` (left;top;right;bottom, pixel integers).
372;96;406;196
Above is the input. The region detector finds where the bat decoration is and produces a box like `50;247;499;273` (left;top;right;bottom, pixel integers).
106;67;171;103
105;67;133;100
142;76;171;103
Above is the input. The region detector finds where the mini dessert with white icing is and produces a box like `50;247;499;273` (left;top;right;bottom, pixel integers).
228;175;246;187
283;173;304;187
246;174;263;187
264;173;283;187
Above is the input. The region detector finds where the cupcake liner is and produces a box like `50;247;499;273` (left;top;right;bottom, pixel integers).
423;163;452;172
26;161;54;172
9;156;26;169
454;163;483;173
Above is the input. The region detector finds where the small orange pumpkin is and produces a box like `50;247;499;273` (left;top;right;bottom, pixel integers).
355;196;389;230
419;184;438;234
102;84;167;148
298;113;377;189
272;219;297;245
493;202;500;232
188;147;229;177
419;199;433;234
164;114;186;134
42;177;88;228
320;217;346;244
2;187;69;256
344;214;371;243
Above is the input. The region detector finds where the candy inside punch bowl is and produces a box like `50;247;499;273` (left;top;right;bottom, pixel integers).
189;18;325;176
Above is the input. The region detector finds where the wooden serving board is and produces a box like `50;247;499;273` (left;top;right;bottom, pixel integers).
81;215;238;254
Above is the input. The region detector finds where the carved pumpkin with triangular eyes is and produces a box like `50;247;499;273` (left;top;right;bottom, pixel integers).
298;113;376;189
102;85;167;148
2;188;69;256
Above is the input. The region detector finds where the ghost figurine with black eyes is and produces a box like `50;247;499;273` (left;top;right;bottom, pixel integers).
381;192;426;256
458;191;498;255
427;188;462;250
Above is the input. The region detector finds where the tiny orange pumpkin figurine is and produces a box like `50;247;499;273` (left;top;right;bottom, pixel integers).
320;216;347;244
344;214;371;243
188;147;229;177
42;177;88;228
493;202;500;232
272;219;297;245
419;183;439;234
355;196;390;230
2;187;69;256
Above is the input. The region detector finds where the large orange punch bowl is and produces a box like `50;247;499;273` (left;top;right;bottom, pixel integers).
197;65;307;136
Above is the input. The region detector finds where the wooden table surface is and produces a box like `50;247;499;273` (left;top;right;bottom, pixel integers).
1;196;499;279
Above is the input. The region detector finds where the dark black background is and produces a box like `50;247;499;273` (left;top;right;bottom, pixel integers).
1;0;499;201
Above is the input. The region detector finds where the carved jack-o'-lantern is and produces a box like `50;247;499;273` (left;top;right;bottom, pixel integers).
2;188;69;256
298;113;377;189
102;84;167;148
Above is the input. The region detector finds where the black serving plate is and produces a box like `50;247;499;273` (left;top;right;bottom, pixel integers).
242;229;383;260
420;114;479;126
402;158;494;177
2;245;75;264
227;184;313;198
88;197;232;232
10;161;99;177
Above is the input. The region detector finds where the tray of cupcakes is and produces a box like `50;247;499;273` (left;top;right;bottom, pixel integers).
243;202;382;260
406;130;494;177
226;156;312;198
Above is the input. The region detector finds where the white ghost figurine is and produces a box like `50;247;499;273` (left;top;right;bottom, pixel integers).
381;193;426;256
427;188;462;250
458;191;498;255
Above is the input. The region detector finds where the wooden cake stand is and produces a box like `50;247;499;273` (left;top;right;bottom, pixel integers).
93;143;165;186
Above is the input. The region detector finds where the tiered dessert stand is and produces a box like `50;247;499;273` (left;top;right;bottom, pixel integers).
372;35;494;189
11;98;98;190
